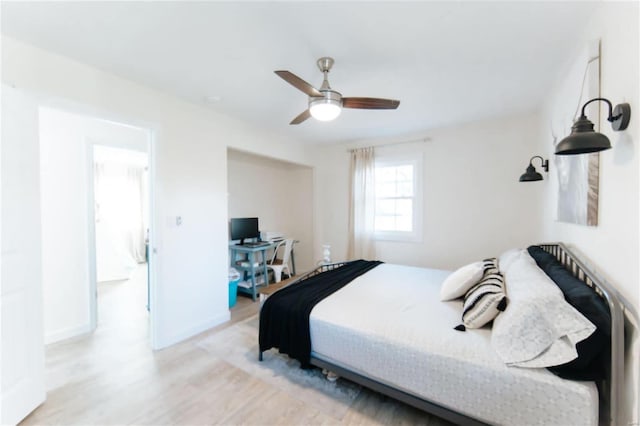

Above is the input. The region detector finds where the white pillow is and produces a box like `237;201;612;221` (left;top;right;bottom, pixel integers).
491;252;595;368
498;248;523;273
440;261;484;301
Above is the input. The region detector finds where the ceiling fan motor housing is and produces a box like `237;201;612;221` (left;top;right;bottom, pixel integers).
309;90;342;106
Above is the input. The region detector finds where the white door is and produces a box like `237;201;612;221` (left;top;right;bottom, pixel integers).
1;86;46;424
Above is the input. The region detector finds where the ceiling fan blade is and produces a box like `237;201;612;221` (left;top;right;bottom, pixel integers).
275;70;322;97
290;109;311;125
342;97;400;110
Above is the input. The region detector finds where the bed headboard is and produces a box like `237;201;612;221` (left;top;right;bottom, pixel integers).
539;243;625;426
307;261;352;278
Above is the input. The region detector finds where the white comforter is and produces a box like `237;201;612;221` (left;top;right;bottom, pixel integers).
309;263;598;426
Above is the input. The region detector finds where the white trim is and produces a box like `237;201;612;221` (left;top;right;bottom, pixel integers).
86;142;98;333
147;129;159;350
153;311;231;350
373;154;423;243
44;323;92;345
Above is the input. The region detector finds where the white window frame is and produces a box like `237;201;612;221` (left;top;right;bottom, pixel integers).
373;154;423;243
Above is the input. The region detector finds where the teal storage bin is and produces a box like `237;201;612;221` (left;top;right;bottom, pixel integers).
228;279;240;308
228;268;241;308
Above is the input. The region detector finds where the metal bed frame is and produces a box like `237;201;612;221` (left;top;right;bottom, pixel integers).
539;243;626;426
259;243;628;426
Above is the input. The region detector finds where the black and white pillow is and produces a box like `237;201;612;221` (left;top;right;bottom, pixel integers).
482;257;499;275
455;260;507;331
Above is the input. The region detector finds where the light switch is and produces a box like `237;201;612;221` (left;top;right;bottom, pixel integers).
166;216;183;228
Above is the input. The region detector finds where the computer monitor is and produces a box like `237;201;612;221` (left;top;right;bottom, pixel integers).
229;217;259;245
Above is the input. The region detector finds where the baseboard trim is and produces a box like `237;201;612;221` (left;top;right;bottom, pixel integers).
45;323;92;345
153;311;230;350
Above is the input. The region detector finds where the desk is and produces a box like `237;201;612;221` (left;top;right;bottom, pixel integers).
229;242;276;302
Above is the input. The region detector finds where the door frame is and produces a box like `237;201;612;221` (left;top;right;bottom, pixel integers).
86;131;157;347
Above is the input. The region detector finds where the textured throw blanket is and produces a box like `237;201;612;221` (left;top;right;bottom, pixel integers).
259;260;382;368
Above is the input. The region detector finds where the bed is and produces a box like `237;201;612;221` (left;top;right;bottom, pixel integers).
258;243;626;426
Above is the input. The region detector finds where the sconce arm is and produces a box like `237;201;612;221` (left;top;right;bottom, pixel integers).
529;156;549;172
580;97;622;123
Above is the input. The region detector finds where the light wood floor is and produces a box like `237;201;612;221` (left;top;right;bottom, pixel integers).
22;273;451;425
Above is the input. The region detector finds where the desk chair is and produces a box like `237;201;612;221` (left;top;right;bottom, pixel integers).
266;239;294;283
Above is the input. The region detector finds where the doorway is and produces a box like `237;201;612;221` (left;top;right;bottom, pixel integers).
90;145;150;337
38;106;155;347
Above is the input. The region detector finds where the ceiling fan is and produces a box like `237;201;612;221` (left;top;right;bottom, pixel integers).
275;57;400;125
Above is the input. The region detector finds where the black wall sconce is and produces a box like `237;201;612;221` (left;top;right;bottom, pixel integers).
519;156;549;182
555;97;631;155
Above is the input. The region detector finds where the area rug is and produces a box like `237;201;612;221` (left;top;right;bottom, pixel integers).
196;315;361;419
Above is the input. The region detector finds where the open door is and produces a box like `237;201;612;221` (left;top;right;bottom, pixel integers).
1;86;46;424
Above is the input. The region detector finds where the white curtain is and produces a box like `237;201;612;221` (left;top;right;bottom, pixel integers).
94;161;147;282
347;147;377;260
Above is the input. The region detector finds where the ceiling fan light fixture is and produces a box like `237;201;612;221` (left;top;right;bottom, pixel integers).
309;97;342;121
309;99;342;121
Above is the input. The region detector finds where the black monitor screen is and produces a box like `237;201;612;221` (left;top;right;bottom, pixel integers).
230;217;259;243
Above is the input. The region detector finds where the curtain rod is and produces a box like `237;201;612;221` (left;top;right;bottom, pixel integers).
346;137;431;152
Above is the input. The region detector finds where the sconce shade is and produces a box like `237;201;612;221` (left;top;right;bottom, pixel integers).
519;164;543;182
555;116;611;155
555;99;630;155
519;156;548;182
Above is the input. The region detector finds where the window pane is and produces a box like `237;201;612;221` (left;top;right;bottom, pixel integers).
376;167;396;183
374;162;416;233
396;165;413;181
376;182;397;198
375;216;396;231
375;199;395;216
396;199;413;231
396;181;413;197
396;215;413;232
396;199;412;216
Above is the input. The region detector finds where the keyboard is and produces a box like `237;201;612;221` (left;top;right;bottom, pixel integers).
243;242;270;248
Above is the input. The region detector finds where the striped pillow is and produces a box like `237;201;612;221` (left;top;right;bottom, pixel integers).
482;257;499;275
456;261;508;330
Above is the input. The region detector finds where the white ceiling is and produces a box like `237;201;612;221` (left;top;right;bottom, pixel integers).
1;1;598;145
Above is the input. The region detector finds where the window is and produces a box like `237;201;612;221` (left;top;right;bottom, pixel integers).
374;156;422;241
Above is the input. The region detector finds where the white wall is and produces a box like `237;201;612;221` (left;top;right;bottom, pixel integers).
314;112;545;269
227;149;314;273
539;2;639;422
541;2;639;313
2;36;312;349
39;106;148;344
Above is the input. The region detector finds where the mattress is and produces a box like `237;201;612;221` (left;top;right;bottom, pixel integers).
309;263;598;426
